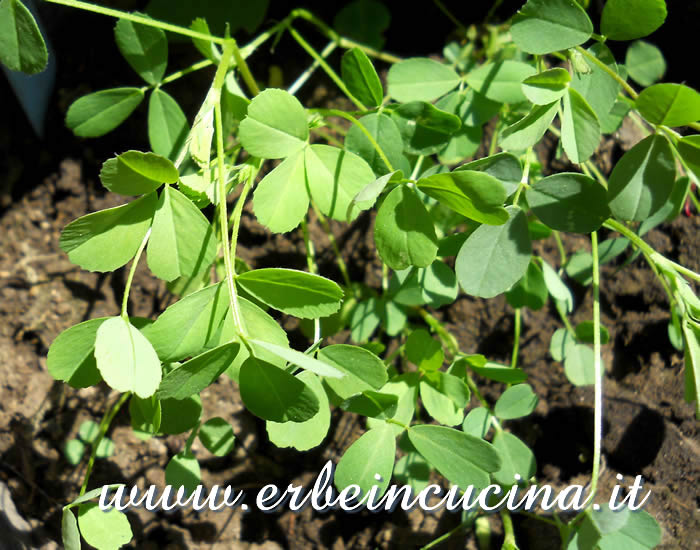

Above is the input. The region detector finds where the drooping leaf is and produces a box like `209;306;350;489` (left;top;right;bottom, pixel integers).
305;144;376;221
465;61;536;104
252;150;308;233
491;431;536;485
157;343;239;400
100;150;178;196
62;508;81;550
267;371;330;450
681;319;700;418
510;0;593;54
334;423;396;499
527;173;609;233
114;16;168;85
249;339;344;379
465;361;528;384
347;169;402;220
147;185;217;282
541;260;574;313
499;101;559;151
0;0;48;74
239;88;308;159
94;316;162;398
607;134;675;221
677;135;700;182
494;383;538;420
148;89;189;160
59;192;156;272
456;206;531;298
601;0;667;41
457;152;522;196
66;88;145;138
239;357;319;422
625;40;666;87
521;68;571;105
319;344;387;400
199;417;236;456
48;318;107;388
387;57;460;103
374;185;439;270
77;503;132;550
341;48;383;108
341;390;398;419
417;170;508;225
561;87;600;164
345;113;408;176
408;425;501;490
635;83;700;127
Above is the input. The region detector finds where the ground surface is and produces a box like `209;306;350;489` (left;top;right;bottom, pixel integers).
0;2;698;549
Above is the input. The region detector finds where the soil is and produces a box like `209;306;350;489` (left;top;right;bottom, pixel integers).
0;2;698;550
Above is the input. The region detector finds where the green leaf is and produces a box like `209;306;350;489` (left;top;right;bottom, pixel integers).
147;185;217;282
575;321;611;344
349;297;381;342
239;88;308;159
408;425;501;490
458;89;502;126
541;260;574;313
625;40;666;87
267;371;330;450
159;395;201;435
114;16;167;85
576;506;661;550
510;0;593;54
607;134;675;221
250;339;344;379
506;260;548;310
341;48;383;108
392;101;461;156
393;452;431;494
305;144;376;221
333;0;389;50
341;390;398;419
95;316;162;398
491;431;536;485
417;170;508;225
458;152;522;196
100;150;178;196
157;343;239;400
571;44;621;124
334;423;396;499
561;87;600;164
148;89;188;160
253;149;308;233
387;57;460;103
462;407;492;438
438;124;482;165
456;206;531;298
499;101;559;151
78;503;132;550
78;420;100;444
390;261;458;308
165;452;200;496
681;319;700;417
639;175;690;235
64;439;85;466
59;192;156;272
347;169;403;220
239;357;319;422
677;135;700;182
420;373;469;426
550;327;576;362
48;318;106;388
345;113;407;176
374;185;438;270
66;88;145;138
0;0;48;74
465;61;536;104
319;344;387;400
564;343;598;386
521;68;571;105
129;394;161;436
236;268;343;319
199;417;235;456
406;329;444;371
601;0;667;40
494;384;538;420
62;508;81;550
95;437;115;458
189;17;220;63
527;173;610;233
468;362;528;384
367;373;419;435
635;83;700;127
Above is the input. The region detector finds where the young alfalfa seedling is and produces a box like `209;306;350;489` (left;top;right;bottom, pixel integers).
2;0;699;548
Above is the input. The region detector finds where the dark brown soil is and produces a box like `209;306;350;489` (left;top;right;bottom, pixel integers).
1;2;699;550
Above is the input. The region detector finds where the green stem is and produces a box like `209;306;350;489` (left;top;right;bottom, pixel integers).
311;127;344;147
511;308;521;370
313;108;394;172
45;0;226;43
301;219;317;274
231;40;260;96
420;520;470;550
484;0;505;23
463;373;503;434
121;228;151;318
161;59;214;86
575;46;637;100
552;231;568;266
385;418;408;430
288;41;337;96
184;422;200;454
690;188;700;213
584;161;608;188
432;0;467;32
287;26;367;111
501;509;517;549
410;155;425;182
80;392;130;496
417;307;460;357
513;147;532;206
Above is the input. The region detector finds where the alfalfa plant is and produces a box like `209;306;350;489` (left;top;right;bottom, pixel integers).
1;0;699;547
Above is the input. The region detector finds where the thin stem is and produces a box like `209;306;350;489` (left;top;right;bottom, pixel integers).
513;147;533;206
385;418;408;430
484;0;505;23
432;0;467;32
410;155;425;182
161;59;214;86
463;373;503;433
587;230;603;507
575;46;638;100
311;127;344;147
501;510;517;549
121;228;151;318
511;308;521;370
45;0;225;43
584;160;608;188
420;520;470;550
288;41;337;96
80;392;130;496
231;40;260;96
488;119;502;156
287;26;367;111
552;231;568;266
301;219;317;274
690;188;700;213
